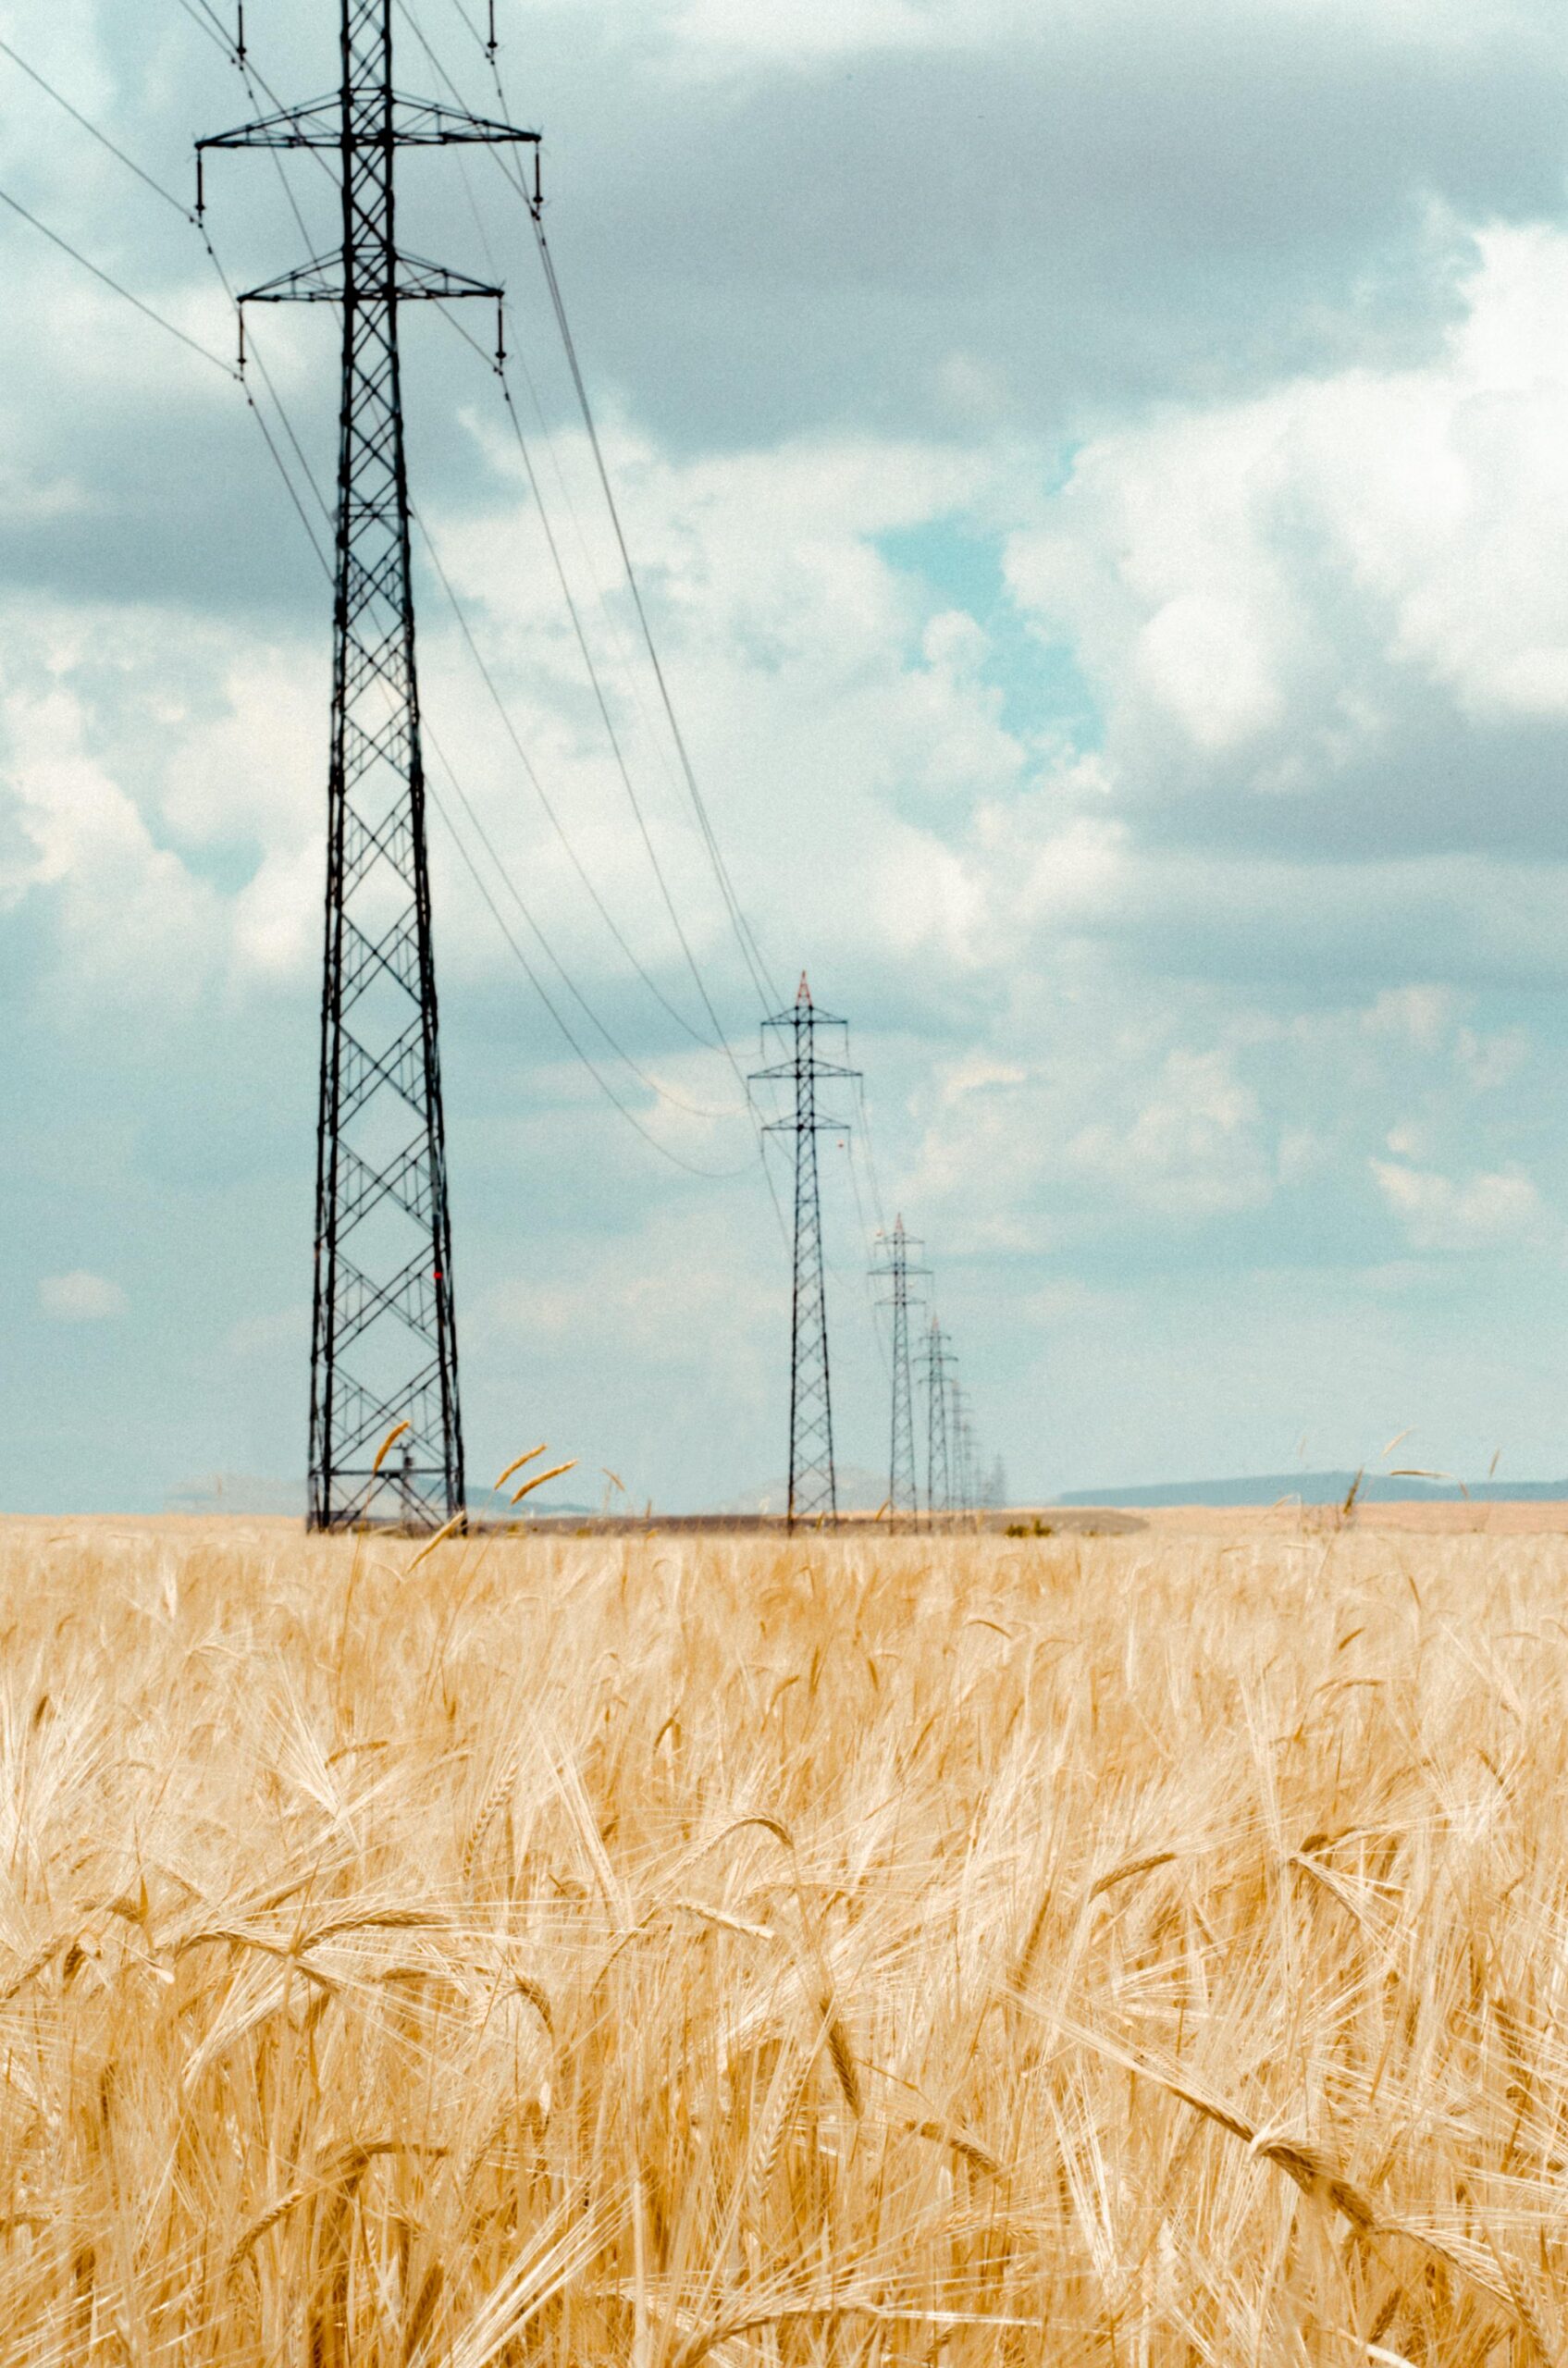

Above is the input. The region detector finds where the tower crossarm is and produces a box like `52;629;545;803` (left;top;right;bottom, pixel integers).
240;254;504;308
870;1230;930;1297
197;93;538;154
757;1105;853;1135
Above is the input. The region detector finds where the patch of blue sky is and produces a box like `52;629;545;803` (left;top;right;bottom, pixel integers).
876;515;1102;755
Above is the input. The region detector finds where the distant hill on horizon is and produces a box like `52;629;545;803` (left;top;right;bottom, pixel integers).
1054;1471;1568;1509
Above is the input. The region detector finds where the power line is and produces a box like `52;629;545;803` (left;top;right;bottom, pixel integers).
441;0;490;55
0;184;236;376
488;364;746;1063
399;5;782;1015
838;1128;893;1380
527;220;782;1014
438;2;796;1252
0;28;333;576
852;1072;894;1246
15;0;791;1213
0;38;193;221
169;0;239;63
426;759;754;1181
156;10;749;1158
411;500;738;1064
395;6;753;1064
389;1;782;1116
420;711;744;1125
187;0;241;48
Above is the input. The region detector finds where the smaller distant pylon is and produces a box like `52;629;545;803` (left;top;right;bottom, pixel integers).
751;975;860;1528
922;1317;955;1523
872;1216;928;1520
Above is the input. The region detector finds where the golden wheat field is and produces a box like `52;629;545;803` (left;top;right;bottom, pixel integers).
8;1514;1568;2364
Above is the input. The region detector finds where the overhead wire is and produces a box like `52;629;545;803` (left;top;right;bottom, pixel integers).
477;17;952;1447
394;2;753;1067
476;35;782;1011
527;225;782;1015
391;1;794;1252
486;365;746;1058
0;183;237;377
6;19;753;1174
441;0;490;55
169;0;239;64
410;496;740;1067
421;814;758;1184
0;37;194;221
841;1127;893;1381
435;294;744;1066
0;30;330;569
191;5;770;1147
5;6;799;1254
186;0;241;47
397;0;782;1018
416;301;729;1079
423;727;755;1165
389;1;794;1243
206;86;768;1166
437;266;754;1068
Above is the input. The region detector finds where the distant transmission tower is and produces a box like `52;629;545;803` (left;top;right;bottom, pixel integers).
872;1218;926;1518
922;1317;954;1523
950;1380;975;1515
200;7;538;1530
752;976;859;1527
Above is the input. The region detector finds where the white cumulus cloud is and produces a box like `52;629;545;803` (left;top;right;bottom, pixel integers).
39;1270;127;1322
1372;1159;1550;1252
1003;222;1568;807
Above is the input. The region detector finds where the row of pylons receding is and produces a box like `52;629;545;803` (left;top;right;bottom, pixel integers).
751;975;998;1530
196;4;992;1534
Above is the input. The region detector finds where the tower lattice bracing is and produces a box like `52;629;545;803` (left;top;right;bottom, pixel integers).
923;1317;953;1522
200;6;537;1528
752;976;859;1527
872;1216;926;1519
951;1381;976;1515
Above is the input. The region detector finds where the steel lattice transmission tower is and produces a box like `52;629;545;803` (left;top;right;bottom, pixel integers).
922;1317;954;1523
950;1378;975;1514
872;1217;926;1518
199;7;537;1529
752;976;859;1527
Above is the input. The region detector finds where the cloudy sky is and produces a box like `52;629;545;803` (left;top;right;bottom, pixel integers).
6;0;1568;1511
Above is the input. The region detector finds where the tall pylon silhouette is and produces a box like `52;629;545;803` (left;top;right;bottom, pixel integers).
872;1217;927;1518
200;4;538;1529
923;1317;955;1522
752;976;859;1527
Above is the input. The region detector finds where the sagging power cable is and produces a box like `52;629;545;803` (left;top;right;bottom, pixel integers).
16;9;789;1213
399;1;783;1019
426;758;755;1180
529;223;781;1015
399;5;757;1069
0;183;235;376
412;497;740;1067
